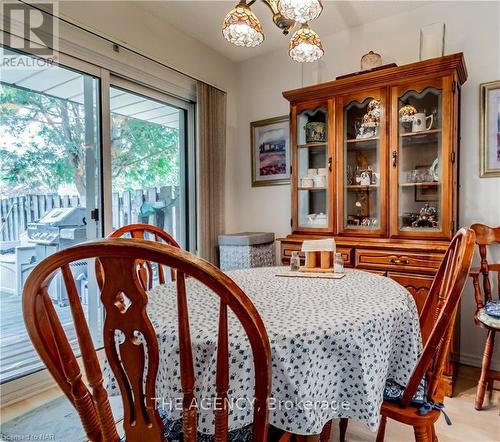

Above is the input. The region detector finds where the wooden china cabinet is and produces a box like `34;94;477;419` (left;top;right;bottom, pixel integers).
280;53;467;396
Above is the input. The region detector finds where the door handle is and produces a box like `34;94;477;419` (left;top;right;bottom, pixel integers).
328;156;332;172
392;150;398;168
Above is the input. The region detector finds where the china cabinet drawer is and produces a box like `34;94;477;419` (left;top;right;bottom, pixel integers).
355;249;442;273
281;243;353;267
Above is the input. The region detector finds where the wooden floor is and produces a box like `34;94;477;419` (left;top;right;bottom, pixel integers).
0;365;498;441
334;365;499;441
0;291;77;383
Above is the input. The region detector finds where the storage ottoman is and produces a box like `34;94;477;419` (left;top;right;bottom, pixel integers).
218;232;275;271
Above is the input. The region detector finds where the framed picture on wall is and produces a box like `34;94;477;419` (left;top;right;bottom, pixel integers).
251;115;290;186
480;80;500;177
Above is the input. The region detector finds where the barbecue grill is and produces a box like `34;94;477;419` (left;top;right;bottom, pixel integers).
28;207;87;305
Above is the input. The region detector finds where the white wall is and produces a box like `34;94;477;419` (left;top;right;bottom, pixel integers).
228;1;500;368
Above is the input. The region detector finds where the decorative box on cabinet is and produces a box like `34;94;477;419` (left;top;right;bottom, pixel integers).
279;53;467;396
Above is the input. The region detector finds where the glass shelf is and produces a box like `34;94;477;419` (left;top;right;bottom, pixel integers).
346;137;379;143
299;187;328;192
346;184;380;190
297;142;328;149
400;182;439;187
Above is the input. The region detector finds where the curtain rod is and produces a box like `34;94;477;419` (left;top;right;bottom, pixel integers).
20;0;227;94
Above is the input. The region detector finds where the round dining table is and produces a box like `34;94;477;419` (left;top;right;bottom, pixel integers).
104;266;422;439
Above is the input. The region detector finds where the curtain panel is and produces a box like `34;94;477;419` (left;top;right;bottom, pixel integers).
196;82;227;263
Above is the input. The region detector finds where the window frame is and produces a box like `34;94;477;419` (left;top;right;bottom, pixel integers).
0;34;197;399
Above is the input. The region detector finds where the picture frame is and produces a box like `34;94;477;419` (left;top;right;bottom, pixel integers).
251;115;291;186
480;80;500;177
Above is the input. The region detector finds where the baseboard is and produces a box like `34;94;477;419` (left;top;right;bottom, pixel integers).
0;370;56;408
460;352;500;372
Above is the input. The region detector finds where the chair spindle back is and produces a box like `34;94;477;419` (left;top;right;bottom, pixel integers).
401;228;475;406
470;223;500;305
23;239;272;442
107;224;182;287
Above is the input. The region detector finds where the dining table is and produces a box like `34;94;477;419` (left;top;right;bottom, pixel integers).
104;266;422;440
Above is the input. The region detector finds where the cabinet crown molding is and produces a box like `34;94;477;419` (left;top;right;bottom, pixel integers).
283;53;467;103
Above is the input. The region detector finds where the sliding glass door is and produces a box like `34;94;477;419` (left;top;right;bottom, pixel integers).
108;81;188;247
0;46;195;386
0;46;101;382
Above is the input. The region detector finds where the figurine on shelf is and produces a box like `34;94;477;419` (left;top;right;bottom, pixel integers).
305;122;327;143
360;171;371;185
399;103;418;132
367;99;381;118
356;99;381;139
412;203;438;228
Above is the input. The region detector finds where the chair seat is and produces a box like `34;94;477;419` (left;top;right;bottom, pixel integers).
380;400;440;426
484;300;500;318
383;377;427;405
477;301;500;329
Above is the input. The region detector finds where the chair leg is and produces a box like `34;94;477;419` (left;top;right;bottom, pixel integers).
375;416;387;442
319;420;332;442
339;418;348;442
475;330;495;410
426;425;437;442
413;426;431;442
430;424;438;442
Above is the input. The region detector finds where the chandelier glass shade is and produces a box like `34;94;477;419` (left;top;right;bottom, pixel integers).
222;1;264;47
278;0;323;24
222;1;324;62
289;23;324;62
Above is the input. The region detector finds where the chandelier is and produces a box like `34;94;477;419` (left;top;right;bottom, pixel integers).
222;0;324;62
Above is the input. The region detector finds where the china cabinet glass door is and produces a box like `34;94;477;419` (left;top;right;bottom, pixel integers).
295;103;331;230
338;91;387;235
392;81;450;238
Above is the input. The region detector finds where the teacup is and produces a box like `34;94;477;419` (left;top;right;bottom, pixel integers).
307;168;318;177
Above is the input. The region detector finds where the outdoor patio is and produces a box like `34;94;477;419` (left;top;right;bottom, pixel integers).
0;290;76;383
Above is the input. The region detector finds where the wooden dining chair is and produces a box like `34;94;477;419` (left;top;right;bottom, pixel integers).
322;228;475;442
22;238;290;442
107;223;181;287
469;223;500;410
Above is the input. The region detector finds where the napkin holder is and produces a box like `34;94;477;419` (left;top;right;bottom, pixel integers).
300;238;336;273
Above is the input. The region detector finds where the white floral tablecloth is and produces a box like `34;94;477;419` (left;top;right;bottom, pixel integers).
104;267;422;436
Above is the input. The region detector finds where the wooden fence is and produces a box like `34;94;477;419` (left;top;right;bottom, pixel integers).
0;186;181;243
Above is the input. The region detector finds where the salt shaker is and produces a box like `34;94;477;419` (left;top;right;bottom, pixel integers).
290;251;300;271
334;252;344;273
